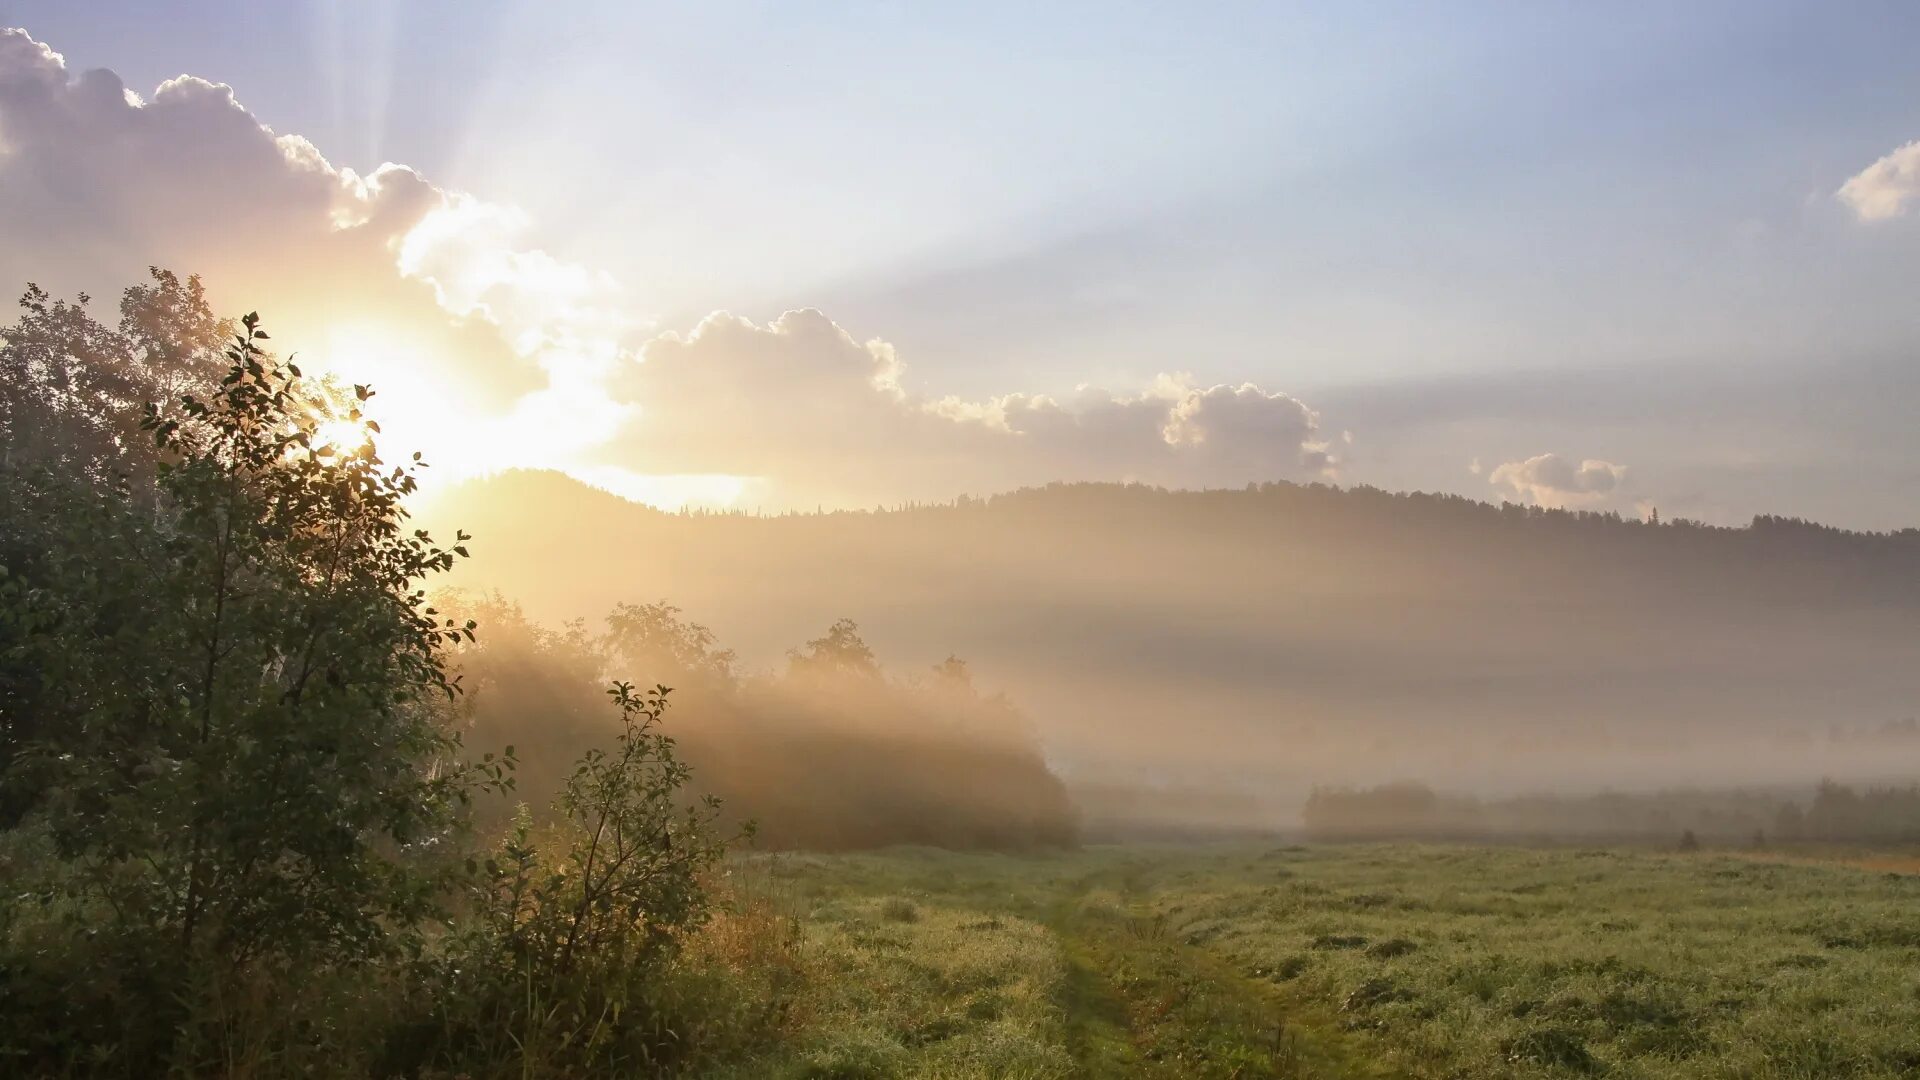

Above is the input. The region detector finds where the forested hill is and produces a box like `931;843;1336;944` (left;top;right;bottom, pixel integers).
428;470;1920;804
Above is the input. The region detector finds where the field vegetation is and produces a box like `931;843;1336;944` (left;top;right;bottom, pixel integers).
706;843;1920;1079
5;275;1918;1078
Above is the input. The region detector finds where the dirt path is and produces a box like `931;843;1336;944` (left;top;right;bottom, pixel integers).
1055;924;1141;1077
1044;867;1389;1080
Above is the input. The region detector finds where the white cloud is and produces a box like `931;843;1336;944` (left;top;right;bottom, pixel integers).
1488;453;1626;508
0;30;522;401
0;28;656;477
0;27;1341;509
608;310;1335;505
1838;139;1920;222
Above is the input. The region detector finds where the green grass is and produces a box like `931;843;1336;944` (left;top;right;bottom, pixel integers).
694;843;1920;1079
1159;844;1920;1078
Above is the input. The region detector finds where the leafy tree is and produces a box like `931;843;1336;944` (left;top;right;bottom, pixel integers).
0;269;226;484
488;683;728;975
423;682;733;1073
787;617;879;679
0;272;232;793
930;653;974;689
605;599;737;688
0;277;751;1075
445;597;1078;853
442;592;609;823
1;308;497;1065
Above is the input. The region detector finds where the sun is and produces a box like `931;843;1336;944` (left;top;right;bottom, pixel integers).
316;322;476;476
313;417;372;455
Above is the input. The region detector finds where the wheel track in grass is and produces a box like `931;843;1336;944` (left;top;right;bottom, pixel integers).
1046;866;1393;1080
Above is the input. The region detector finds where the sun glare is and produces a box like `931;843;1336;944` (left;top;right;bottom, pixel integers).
318;323;478;477
314;417;371;454
572;466;752;511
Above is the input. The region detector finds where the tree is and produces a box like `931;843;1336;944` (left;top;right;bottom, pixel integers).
930;653;974;689
1773;801;1806;841
483;682;728;975
1;279;749;1074
788;617;879;679
2;309;495;1063
0;269;226;484
427;683;733;1074
605;599;737;688
0;273;235;789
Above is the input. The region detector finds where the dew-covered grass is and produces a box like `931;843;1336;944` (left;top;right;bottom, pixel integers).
689;843;1920;1078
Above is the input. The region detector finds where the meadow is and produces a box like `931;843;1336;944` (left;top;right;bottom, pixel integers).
9;285;1920;1078
703;843;1920;1079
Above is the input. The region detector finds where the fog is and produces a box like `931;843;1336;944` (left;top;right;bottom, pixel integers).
440;593;1076;850
419;469;1920;835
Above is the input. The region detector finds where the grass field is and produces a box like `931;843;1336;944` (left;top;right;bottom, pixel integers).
697;843;1920;1079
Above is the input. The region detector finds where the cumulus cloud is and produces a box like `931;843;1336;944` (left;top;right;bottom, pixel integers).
0;30;494;378
1488;453;1626;508
608;310;1334;505
1838;139;1920;222
0;27;1338;508
0;27;630;470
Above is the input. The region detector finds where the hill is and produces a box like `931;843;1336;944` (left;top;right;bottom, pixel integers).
423;471;1920;814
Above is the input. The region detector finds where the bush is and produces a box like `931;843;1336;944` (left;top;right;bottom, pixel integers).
449;599;1080;852
879;897;922;923
393;682;735;1075
1504;1026;1601;1073
0;294;745;1076
0;310;498;1070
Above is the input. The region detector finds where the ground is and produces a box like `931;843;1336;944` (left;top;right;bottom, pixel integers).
696;842;1920;1079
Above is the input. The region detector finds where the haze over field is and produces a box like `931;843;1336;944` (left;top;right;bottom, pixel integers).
12;7;1920;1077
428;470;1920;817
7;10;1920;827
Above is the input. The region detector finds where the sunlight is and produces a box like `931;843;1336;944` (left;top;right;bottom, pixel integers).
313;417;371;455
570;466;752;511
11;10;1920;1075
314;321;737;509
317;321;491;481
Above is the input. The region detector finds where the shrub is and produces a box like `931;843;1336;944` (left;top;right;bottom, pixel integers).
0;310;496;1071
0;296;747;1076
880;897;922;923
1504;1026;1601;1073
1366;937;1418;958
413;683;737;1075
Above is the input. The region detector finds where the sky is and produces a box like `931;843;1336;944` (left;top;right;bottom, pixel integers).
4;2;1920;526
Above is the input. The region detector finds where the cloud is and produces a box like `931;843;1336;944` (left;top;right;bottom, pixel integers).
607;310;1334;505
0;27;627;471
1488;453;1626;508
0;30;467;364
0;27;1337;508
1838;139;1920;222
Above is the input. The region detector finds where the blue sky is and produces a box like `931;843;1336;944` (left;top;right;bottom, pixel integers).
5;2;1920;524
